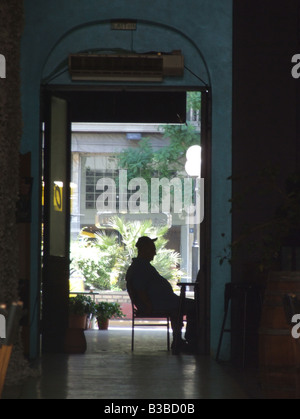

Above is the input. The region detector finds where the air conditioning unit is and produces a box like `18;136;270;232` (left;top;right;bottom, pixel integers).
68;51;184;82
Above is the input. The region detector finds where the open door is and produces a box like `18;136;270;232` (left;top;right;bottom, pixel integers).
42;95;71;353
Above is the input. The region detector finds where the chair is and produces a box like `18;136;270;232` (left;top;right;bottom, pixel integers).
216;282;263;367
0;301;23;399
127;288;171;352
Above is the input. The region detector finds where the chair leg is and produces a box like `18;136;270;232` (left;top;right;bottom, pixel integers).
131;313;171;352
167;317;170;351
216;304;229;362
172;287;185;354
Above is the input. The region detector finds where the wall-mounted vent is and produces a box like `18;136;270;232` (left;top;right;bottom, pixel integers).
68;51;184;82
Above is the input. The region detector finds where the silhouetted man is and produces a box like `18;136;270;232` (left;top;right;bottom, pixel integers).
126;236;197;354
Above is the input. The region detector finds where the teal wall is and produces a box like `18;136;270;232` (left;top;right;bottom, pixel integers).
21;0;232;359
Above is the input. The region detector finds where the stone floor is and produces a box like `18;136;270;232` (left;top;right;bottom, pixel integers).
2;322;263;400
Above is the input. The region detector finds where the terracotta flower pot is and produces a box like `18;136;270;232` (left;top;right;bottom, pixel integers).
64;328;87;354
97;318;109;330
69;314;87;329
64;314;88;354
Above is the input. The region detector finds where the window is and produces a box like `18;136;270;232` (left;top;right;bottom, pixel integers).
85;168;117;210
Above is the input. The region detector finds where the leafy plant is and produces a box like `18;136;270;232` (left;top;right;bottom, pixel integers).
70;235;119;290
117;123;200;210
69;295;95;316
97;216;184;290
94;301;125;322
187;91;201;114
70;217;184;292
117;92;201;187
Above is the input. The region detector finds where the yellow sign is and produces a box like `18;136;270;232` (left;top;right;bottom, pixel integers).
54;182;63;212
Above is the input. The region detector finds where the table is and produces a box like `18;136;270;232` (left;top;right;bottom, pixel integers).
69;291;100;302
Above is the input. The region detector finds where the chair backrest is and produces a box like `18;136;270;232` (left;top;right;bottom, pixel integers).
127;283;153;314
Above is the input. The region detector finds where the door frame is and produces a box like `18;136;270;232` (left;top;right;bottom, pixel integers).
40;85;212;354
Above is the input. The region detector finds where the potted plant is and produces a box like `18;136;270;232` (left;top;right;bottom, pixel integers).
94;301;125;330
82;296;96;330
68;295;94;329
64;295;93;354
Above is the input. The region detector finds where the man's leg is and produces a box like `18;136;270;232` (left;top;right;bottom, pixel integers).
183;298;197;350
170;314;184;347
164;296;196;354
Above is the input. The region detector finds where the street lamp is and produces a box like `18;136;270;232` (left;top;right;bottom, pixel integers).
185;145;201;178
185;145;201;282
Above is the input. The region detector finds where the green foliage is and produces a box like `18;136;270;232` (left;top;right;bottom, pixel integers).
70;217;184;292
117;123;199;182
69;295;95;316
117;123;199;212
100;216;183;290
70;234;119;290
94;301;125;322
187;91;201;113
117;92;201;183
118;138;154;181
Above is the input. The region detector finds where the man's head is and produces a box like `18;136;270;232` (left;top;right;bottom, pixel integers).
135;236;157;261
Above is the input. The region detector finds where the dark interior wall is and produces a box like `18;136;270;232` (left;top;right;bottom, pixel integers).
232;0;300;281
21;0;233;358
231;0;300;365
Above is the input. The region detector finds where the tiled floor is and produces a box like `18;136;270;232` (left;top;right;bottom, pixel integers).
2;323;262;400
